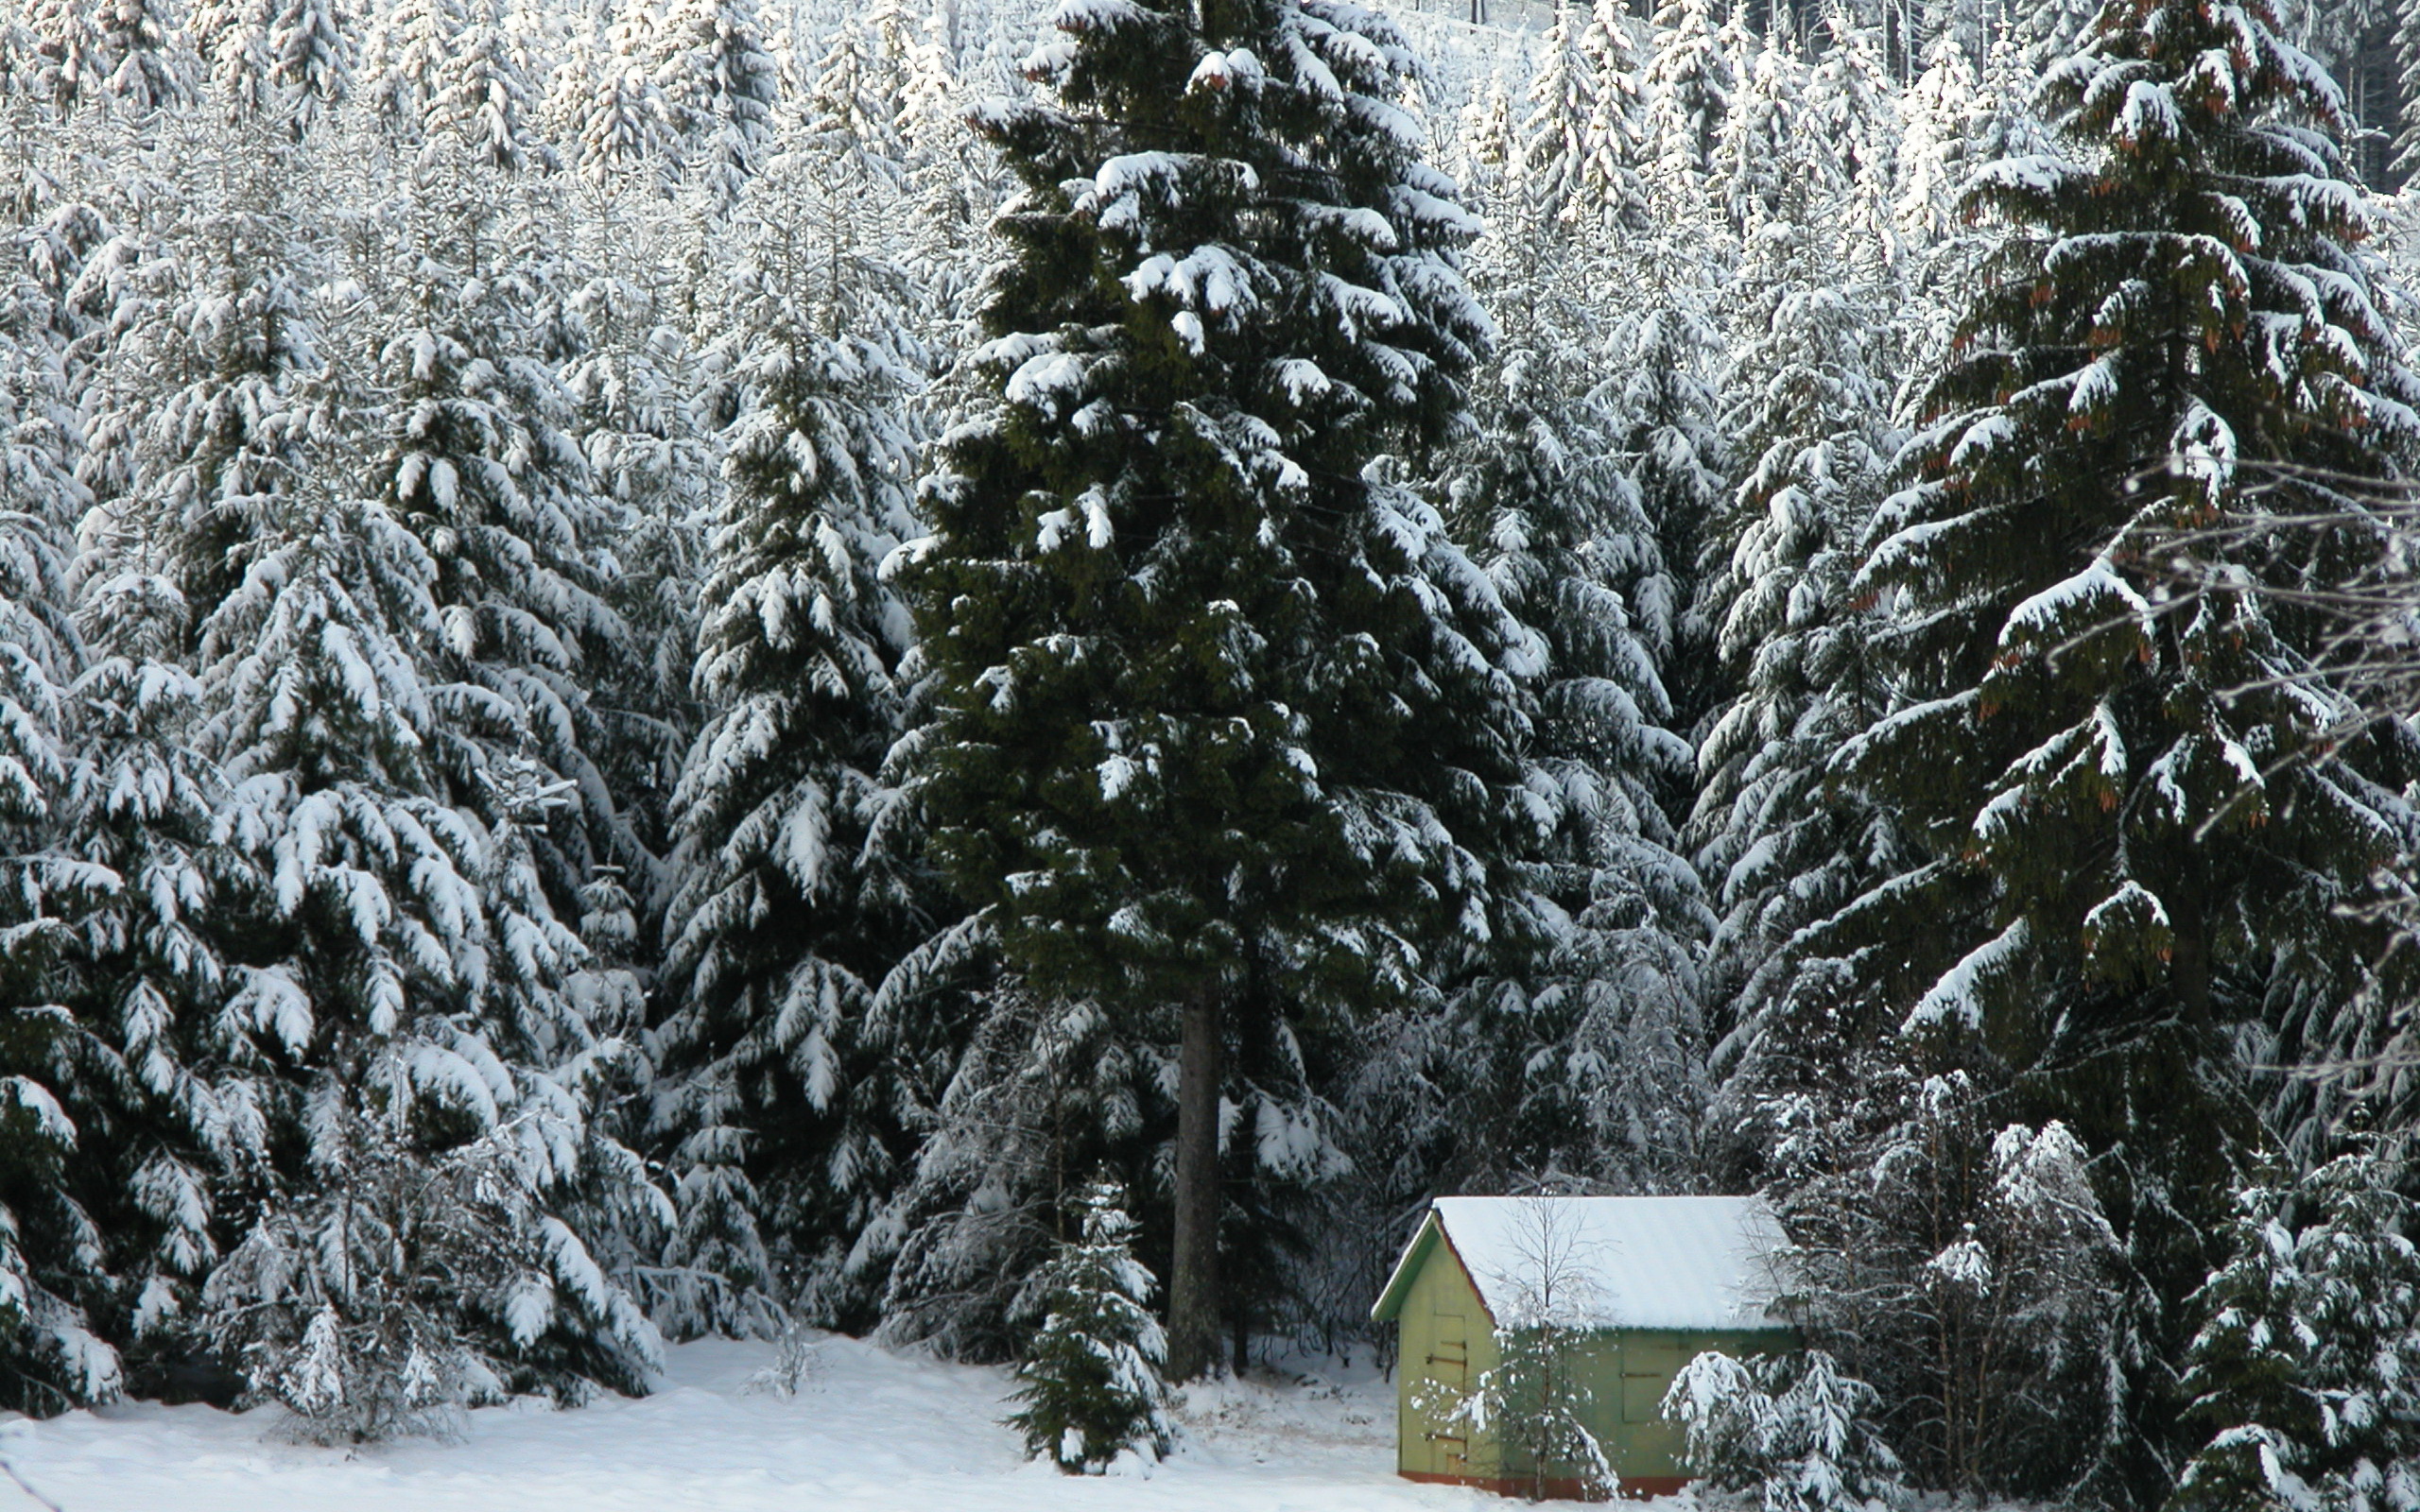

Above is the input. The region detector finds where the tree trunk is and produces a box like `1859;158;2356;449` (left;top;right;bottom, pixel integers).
1167;986;1223;1381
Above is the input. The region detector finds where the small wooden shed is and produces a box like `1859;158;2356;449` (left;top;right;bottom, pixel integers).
1371;1195;1797;1500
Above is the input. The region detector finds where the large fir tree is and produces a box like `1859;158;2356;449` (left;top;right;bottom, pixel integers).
1831;0;2420;1493
0;166;113;1410
1421;9;1711;1193
655;89;942;1333
902;0;1538;1378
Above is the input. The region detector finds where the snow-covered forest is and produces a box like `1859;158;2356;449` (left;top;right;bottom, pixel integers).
4;0;2420;1503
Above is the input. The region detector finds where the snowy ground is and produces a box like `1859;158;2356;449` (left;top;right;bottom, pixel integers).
0;1336;1516;1512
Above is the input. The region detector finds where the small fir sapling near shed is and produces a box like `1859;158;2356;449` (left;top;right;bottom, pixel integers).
1006;1177;1173;1474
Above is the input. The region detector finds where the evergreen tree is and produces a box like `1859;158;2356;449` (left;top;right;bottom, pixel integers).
183;0;355;129
429;0;543;170
801;2;908;170
1759;1071;2133;1499
1713;16;1807;241
894;2;997;335
2169;1153;2420;1512
1666;1348;1909;1512
1802;2;1899;261
54;566;251;1389
869;970;1168;1362
1005;1177;1173;1474
902;0;1536;1379
1519;2;1605;239
47;139;253;1343
360;0;541;168
0;177;113;1411
1900;16;2049;372
648;0;780;205
6;148;269;1411
5;0;107;113
77;111;666;1440
7;0;186;113
1608;294;1728;740
187;0;285;120
1641;0;1733;216
1575;0;1648;233
556;176;712;902
654;94;938;1333
1830;6;2420;1487
1582;4;1737;747
1425;33;1712;1191
358;146;641;912
75;111;317;643
0;913;113;1414
2015;0;2104;72
2397;0;2420;178
1894;14;1980;252
267;0;354;126
186;459;664;1442
561;6;677;187
1917;0;1990;68
1694;41;1901;1073
1448;73;1516;225
357;0;457;139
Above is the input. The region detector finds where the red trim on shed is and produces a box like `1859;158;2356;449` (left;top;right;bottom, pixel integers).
1397;1469;1694;1502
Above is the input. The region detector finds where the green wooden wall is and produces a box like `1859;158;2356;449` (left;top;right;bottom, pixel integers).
1392;1222;1503;1480
1385;1228;1796;1489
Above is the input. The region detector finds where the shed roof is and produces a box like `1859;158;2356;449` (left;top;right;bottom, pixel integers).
1370;1194;1794;1332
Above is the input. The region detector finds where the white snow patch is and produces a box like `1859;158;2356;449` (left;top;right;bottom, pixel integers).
1999;558;2152;651
1903;917;2031;1035
0;1336;1495;1512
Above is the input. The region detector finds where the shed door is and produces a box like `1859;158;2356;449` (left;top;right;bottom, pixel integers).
1426;1307;1469;1475
1619;1338;1688;1475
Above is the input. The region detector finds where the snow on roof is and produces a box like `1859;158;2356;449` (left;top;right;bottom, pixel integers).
1389;1195;1794;1332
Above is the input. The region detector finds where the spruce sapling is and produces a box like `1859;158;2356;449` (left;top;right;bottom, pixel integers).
1006;1178;1173;1474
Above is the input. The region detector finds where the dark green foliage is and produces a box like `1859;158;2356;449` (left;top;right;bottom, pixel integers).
1845;0;2420;1064
0;180;123;1415
901;0;1542;1365
2169;1152;2420;1512
56;574;251;1382
0;907;108;1414
1827;3;2420;1493
654;110;945;1332
907;0;1527;1025
1006;1178;1171;1473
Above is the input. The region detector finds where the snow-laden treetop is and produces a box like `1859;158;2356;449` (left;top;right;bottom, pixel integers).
1374;1194;1795;1332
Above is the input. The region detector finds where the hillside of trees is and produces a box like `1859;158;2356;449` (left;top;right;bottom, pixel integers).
2;0;2419;1502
